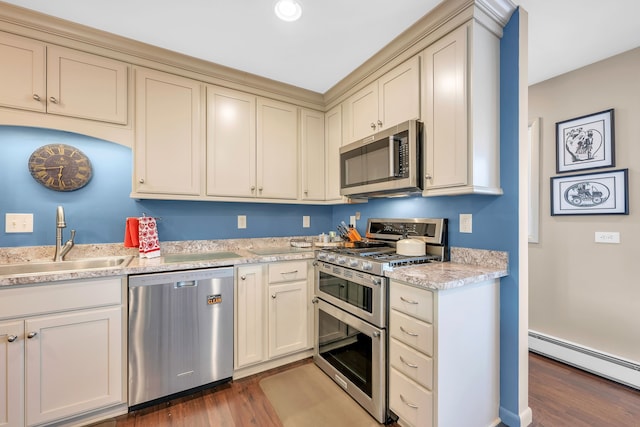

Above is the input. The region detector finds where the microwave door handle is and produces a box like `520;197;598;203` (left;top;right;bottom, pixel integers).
389;136;396;177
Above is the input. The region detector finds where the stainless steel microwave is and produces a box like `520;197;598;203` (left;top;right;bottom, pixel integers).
340;120;422;197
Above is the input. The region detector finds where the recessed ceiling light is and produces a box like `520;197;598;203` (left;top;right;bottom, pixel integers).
274;0;302;22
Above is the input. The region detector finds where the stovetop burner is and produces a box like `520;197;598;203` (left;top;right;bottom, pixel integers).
318;218;448;275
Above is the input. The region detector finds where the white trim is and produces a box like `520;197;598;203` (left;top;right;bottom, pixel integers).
529;331;640;390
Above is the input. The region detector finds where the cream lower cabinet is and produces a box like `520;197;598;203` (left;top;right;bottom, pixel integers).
133;67;204;197
0;31;128;124
342;55;420;144
0;277;126;427
421;21;502;196
388;279;499;427
235;261;312;375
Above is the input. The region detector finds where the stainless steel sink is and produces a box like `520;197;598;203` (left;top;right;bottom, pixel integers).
0;255;133;277
162;252;241;263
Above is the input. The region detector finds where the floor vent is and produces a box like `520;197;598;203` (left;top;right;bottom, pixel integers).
528;330;640;390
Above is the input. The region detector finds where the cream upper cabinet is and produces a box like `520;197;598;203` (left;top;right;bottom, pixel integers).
343;56;420;143
421;22;502;196
134;67;204;197
324;104;343;201
300;108;325;201
257;98;299;200
0;32;128;124
0;32;45;113
206;85;256;198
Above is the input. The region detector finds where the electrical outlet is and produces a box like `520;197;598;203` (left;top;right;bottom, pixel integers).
303;216;310;228
595;231;620;244
6;213;34;233
459;214;472;233
237;215;247;229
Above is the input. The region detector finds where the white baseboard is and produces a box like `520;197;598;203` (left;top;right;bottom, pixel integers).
528;330;640;390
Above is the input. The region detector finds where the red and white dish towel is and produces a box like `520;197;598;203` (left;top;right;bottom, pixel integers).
124;216;161;258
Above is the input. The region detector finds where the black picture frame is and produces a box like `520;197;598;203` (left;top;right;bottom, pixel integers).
550;168;628;216
556;109;615;173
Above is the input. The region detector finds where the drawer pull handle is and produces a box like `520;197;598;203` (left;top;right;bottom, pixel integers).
281;270;299;275
7;335;17;343
400;296;419;305
400;326;419;337
27;332;38;339
400;394;419;409
399;356;418;368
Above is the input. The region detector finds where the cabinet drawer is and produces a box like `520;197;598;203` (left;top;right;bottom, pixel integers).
0;277;123;320
390;310;433;356
390;337;433;390
390;281;433;323
268;261;308;283
389;367;433;427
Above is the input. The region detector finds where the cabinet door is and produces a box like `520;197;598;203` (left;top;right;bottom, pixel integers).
324;104;343;201
422;25;468;190
268;281;308;358
0;32;46;112
25;307;123;426
134;67;204;196
379;55;420;131
235;265;266;368
206;85;256;197
0;321;23;427
300;108;325;200
343;81;378;143
47;46;128;124
257;98;298;199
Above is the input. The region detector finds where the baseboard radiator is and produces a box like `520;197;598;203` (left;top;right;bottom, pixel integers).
528;330;640;390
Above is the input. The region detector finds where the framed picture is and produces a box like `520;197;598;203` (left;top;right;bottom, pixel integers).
551;169;628;216
556;109;614;173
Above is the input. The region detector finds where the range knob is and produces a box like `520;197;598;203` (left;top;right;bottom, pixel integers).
362;261;373;271
317;252;327;260
327;254;336;262
349;259;359;268
337;256;347;265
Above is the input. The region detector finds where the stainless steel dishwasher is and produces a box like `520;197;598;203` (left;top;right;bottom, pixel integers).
128;267;233;410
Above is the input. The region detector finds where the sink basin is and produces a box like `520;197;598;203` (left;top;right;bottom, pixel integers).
163;252;241;263
0;256;134;277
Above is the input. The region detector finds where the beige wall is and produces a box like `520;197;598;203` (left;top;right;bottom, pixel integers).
529;47;640;363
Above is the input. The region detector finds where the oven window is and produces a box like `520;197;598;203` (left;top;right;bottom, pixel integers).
318;271;373;313
318;309;373;397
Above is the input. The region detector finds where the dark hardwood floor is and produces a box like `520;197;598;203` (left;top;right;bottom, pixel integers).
102;352;640;427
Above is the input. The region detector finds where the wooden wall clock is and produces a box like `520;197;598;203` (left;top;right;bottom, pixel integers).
28;144;93;191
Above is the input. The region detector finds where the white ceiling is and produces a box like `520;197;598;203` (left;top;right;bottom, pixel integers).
2;0;640;92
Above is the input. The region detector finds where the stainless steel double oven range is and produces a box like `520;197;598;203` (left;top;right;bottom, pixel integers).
313;218;448;423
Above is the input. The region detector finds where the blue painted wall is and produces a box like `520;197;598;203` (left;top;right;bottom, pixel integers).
0;126;333;247
1;10;522;422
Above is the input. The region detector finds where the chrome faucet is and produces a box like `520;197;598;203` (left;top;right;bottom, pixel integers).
53;205;75;261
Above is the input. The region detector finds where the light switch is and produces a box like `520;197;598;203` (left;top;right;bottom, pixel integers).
303;216;310;228
6;213;34;233
237;215;247;229
459;214;472;233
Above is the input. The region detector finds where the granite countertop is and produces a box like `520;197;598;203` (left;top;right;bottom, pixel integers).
0;239;508;288
0;237;316;287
